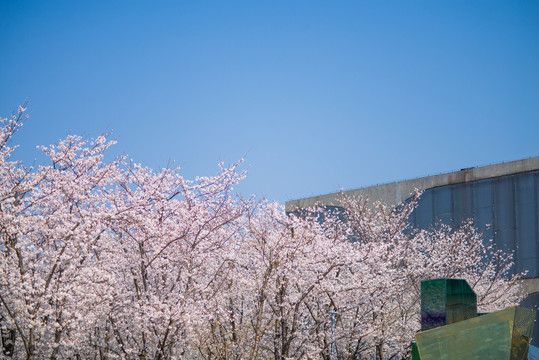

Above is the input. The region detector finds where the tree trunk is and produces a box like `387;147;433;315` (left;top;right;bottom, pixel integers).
1;327;16;357
376;342;383;360
26;329;35;360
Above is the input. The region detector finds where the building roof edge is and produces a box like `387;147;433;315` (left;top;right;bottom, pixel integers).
285;156;539;212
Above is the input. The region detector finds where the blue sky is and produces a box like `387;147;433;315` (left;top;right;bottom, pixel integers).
1;1;538;203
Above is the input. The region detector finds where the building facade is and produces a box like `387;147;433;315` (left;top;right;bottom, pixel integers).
286;157;539;346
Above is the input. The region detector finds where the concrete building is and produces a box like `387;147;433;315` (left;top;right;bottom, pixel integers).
286;156;539;345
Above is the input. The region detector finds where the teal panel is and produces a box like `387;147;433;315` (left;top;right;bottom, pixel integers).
411;342;421;360
421;279;477;331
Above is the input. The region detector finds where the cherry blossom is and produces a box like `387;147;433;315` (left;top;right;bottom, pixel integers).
0;107;521;360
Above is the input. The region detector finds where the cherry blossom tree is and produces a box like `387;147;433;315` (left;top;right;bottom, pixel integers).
192;201;356;360
0;106;124;358
194;194;521;360
0;107;250;359
330;193;523;359
88;160;250;359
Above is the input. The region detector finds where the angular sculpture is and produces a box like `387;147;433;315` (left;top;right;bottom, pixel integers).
416;303;536;359
420;278;477;331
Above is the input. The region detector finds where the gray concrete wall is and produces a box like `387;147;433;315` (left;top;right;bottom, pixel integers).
521;277;539;295
285;156;539;212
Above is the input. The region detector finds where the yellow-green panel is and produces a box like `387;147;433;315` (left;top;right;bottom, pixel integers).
415;307;536;360
511;307;536;360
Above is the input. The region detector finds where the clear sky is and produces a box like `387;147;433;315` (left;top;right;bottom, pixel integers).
1;1;538;203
